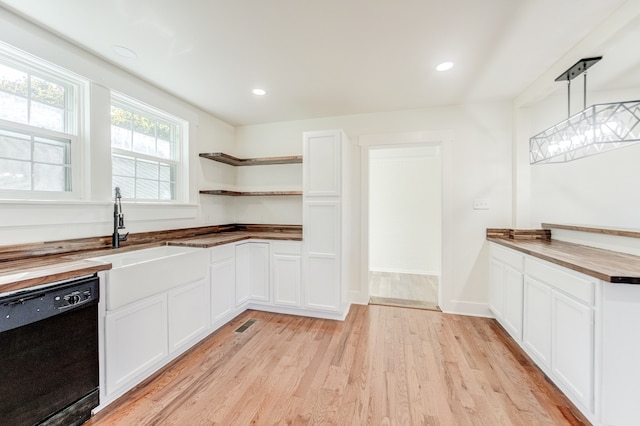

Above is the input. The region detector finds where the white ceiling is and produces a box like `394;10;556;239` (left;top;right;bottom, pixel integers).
0;0;637;126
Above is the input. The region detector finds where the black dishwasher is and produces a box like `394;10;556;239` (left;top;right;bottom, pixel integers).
0;275;100;425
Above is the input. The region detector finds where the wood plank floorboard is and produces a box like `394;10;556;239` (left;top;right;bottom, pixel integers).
86;305;590;425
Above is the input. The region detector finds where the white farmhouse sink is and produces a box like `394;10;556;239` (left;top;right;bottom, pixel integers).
90;246;208;310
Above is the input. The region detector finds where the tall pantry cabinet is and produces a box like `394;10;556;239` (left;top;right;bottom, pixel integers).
302;130;352;318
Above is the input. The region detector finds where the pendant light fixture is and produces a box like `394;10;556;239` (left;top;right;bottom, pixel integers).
529;56;640;164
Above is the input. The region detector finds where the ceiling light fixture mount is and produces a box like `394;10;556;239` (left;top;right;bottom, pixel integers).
529;56;640;164
111;45;137;59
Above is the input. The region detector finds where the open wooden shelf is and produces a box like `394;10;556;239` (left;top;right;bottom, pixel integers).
199;152;302;166
199;190;302;196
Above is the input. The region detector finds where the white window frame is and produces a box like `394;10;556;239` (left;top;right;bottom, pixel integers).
0;41;86;201
110;92;188;203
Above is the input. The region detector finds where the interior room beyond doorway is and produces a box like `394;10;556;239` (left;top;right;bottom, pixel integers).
367;145;441;310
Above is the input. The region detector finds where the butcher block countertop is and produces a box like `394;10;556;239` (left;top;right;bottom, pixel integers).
0;225;302;294
167;230;301;248
0;258;112;294
488;232;640;284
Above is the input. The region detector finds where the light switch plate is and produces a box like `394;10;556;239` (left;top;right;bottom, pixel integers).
473;199;489;210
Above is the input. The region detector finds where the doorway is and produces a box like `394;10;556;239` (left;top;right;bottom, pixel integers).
367;145;441;310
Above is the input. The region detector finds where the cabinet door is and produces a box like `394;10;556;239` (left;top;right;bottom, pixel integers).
235;242;270;305
211;255;235;324
503;264;524;341
235;243;251;306
303;131;341;196
523;277;551;368
551;289;593;410
304;201;341;311
105;295;167;397
488;258;504;319
273;253;301;307
250;243;270;301
168;278;210;355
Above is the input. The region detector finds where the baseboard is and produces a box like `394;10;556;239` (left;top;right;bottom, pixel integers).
349;290;369;305
440;300;493;318
369;267;440;276
246;302;350;321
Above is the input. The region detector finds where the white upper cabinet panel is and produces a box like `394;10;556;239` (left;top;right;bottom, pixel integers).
303;131;341;197
305;201;339;256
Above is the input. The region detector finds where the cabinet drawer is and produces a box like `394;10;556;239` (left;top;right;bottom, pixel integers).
525;257;595;305
209;244;235;263
490;243;524;272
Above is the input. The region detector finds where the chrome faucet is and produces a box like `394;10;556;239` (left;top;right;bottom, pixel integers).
112;187;129;248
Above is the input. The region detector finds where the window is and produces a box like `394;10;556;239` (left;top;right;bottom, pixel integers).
111;93;185;201
0;44;80;196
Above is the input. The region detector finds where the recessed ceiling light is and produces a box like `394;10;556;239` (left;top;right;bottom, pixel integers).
112;45;137;59
252;88;267;96
436;61;454;72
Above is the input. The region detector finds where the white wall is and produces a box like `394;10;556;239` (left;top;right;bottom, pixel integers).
0;7;514;317
0;8;235;244
517;86;640;230
236;102;513;316
513;1;640;231
369;146;441;275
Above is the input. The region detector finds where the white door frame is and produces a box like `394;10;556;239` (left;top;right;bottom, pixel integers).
357;130;453;311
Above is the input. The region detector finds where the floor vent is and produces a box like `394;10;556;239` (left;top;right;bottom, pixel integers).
234;318;257;334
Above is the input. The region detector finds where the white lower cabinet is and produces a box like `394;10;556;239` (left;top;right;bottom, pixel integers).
503;265;524;340
235;242;270;305
489;243;524;341
523;276;552;367
494;244;597;423
272;242;302;307
524;256;595;412
168;277;210;354
488;258;505;319
551;288;593;410
102;250;210;404
210;244;236;324
305;256;340;311
105;294;168;397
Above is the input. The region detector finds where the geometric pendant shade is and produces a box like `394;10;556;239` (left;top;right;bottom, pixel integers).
530;100;640;164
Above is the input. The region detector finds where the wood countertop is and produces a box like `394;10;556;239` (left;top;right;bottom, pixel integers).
0;259;112;294
488;236;640;284
168;230;302;248
0;227;302;295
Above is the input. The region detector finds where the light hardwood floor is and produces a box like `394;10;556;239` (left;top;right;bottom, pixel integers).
369;271;439;310
87;305;589;425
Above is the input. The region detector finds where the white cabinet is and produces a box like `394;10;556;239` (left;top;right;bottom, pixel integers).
551;289;593;410
303;131;341;196
101;249;210;404
303;130;351;316
523;276;552;367
105;294;168;397
210;244;236;324
488;258;505;319
503;265;524;340
304;200;341;311
272;241;302;307
168;277;210;354
489;243;524;341
520;254;595;415
493;245;597;419
236;242;270;305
